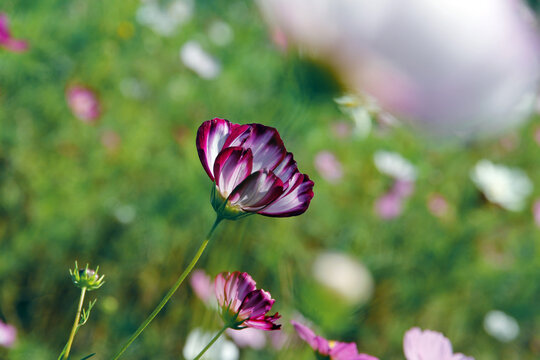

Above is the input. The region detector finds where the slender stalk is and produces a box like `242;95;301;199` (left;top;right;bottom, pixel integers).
193;326;228;360
111;216;223;360
63;287;87;360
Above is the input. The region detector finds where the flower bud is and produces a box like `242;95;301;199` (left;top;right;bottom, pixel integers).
69;262;105;291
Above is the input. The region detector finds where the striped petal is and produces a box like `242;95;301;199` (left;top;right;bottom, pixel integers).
259;173;314;217
223;124;286;172
197;118;239;181
238;290;275;319
214;147;253;198
243;313;281;331
215;272;257;311
272;152;298;186
229;171;284;212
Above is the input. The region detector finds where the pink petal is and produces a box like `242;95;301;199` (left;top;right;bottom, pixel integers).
223;123;286;172
258;172;314;217
375;192;403;219
243;313;281;331
403;327;455;360
291;320;330;355
0;321;16;348
215;272;257;311
273;152;298;185
213;147;253;198
0;13;28;53
196;118;239;181
238;289;275;319
330;342;360;359
229;170;284;212
66;86;101;123
533;199;540;228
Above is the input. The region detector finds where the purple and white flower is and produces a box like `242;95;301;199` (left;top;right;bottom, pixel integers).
0;13;28;52
403;327;473;360
291;320;378;360
0;321;16;348
66;85;101;123
197;118;314;219
215;271;281;331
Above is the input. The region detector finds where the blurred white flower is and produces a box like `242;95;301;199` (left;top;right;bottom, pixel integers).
136;0;193;37
334;95;374;138
483;310;520;342
470;160;533;211
114;205;136;224
208;20;234;47
180;41;221;79
183;328;239;360
259;0;540;138
373;150;417;181
312;252;374;304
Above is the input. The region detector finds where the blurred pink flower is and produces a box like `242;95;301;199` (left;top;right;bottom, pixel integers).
101;131;121;152
533;199;540;228
190;269;214;303
0;13;28;52
403;327;473;360
215;271;281;331
66;86;101;123
271;28;288;52
375;192;403;219
291;320;378;360
314;151;343;183
258;0;540;138
0;321;16;348
331;121;353;139
427;193;449;218
269;329;288;350
534;126;540;146
226;328;267;349
391;179;414;198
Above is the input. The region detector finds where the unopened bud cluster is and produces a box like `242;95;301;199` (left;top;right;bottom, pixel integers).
69;261;105;291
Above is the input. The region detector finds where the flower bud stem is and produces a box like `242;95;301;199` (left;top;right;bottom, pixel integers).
193;326;228;360
62;286;87;360
111;216;223;360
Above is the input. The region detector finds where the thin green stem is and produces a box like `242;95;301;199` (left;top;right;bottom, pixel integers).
111;216;223;360
62;287;87;360
193;326;228;360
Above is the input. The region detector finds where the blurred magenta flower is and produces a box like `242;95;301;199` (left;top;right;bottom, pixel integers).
314;151;343;183
214;271;281;330
258;0;540;138
534;126;540;146
391;179;414;198
375;192;403;220
197;118;314;219
0;13;28;52
226;328;267;349
0;320;16;348
190;269;214;304
66;86;101;123
403;327;473;360
533;199;540;228
427;193;449;218
291;320;378;360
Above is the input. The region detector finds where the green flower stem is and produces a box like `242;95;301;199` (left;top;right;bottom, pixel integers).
111;216;223;360
62;286;87;360
193;326;228;360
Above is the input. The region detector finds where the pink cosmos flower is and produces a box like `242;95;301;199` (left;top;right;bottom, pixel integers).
0;320;16;348
391;179;414;198
374;192;403;220
66;86;101;123
291;320;378;360
0;13;28;52
314;151;343;184
403;327;474;360
197;118;314;219
215;271;281;331
427;194;449;218
533;199;540;228
190;269;214;303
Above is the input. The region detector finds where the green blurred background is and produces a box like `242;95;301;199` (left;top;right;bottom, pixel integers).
1;0;540;359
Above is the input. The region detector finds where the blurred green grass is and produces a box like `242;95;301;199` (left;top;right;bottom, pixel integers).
1;0;540;359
